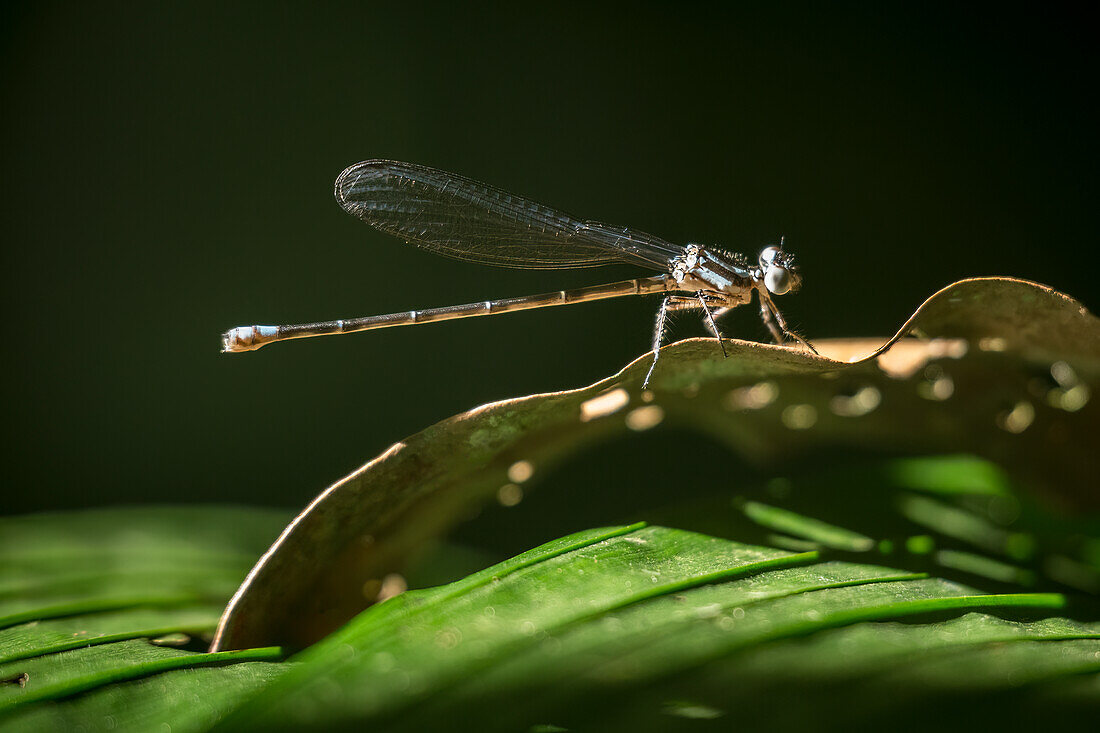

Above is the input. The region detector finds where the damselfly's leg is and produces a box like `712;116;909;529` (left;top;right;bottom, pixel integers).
643;296;674;388
644;293;729;387
696;291;728;358
759;297;785;344
759;289;818;354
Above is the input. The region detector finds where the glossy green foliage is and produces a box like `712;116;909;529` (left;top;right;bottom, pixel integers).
2;474;1098;731
0;507;289;731
219;523;1097;731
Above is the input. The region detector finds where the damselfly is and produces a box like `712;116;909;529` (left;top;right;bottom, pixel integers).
222;160;816;386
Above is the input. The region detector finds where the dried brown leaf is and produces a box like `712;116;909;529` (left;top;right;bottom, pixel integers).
211;277;1099;651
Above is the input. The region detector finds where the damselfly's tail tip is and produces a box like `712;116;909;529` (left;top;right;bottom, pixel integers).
221;327;248;353
221;326;275;353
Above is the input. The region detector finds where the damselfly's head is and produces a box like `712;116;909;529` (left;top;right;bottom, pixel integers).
758;242;802;295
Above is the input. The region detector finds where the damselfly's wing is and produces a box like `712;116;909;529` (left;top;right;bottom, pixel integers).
335;160;680;270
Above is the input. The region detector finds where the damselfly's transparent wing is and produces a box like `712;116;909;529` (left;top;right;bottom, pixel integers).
334;160;681;270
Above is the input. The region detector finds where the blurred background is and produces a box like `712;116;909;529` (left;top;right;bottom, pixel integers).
2;2;1096;516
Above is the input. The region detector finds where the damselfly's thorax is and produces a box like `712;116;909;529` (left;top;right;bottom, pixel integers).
669;244;751;298
668;242;801;305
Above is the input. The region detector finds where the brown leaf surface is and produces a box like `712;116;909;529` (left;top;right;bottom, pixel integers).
211;277;1099;651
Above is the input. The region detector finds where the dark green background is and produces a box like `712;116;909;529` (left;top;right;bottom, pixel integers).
2;3;1096;515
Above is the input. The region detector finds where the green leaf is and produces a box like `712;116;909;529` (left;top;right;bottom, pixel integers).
738;499;876;551
4;470;1099;730
215;524;1098;731
0;507;290;731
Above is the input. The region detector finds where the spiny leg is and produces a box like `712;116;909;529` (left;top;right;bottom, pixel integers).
759;289;818;354
643;296;673;388
643;294;712;387
759;296;786;344
645;294;734;387
770;302;817;354
696;291;728;358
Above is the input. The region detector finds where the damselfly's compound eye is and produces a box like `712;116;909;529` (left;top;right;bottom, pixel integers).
759;246;781;270
764;265;793;295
